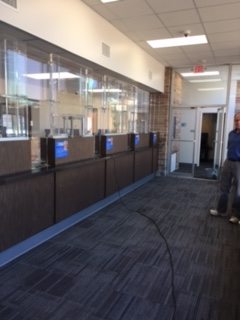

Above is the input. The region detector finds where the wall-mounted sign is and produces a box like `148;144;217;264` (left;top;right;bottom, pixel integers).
55;140;69;159
193;65;205;73
106;137;113;151
135;134;140;145
153;133;157;145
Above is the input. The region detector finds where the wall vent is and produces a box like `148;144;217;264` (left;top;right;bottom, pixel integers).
148;70;153;81
0;0;17;9
102;42;110;58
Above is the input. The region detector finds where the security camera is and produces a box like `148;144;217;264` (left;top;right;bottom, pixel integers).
183;30;191;37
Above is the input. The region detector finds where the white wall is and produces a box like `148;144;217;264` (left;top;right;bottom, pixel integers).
183;83;227;106
0;0;165;92
175;65;229;107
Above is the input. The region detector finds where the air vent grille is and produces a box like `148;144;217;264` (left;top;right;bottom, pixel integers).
102;42;110;58
0;0;17;9
149;71;153;80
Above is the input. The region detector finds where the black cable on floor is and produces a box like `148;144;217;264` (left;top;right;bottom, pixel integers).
112;155;177;320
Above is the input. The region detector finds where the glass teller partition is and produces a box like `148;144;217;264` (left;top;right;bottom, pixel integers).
0;39;29;138
0;37;151;169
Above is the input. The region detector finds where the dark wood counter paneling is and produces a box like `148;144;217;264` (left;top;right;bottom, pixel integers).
55;159;105;222
0;172;54;252
100;134;129;156
134;148;153;181
0;139;31;176
0;135;155;254
105;152;134;196
152;147;158;172
129;133;150;150
41;136;95;166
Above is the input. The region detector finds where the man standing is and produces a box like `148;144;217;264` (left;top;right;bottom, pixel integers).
210;112;240;224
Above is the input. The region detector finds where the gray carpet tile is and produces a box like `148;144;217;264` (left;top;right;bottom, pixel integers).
0;176;240;320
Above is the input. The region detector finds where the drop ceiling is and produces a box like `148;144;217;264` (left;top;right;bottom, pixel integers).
81;0;240;69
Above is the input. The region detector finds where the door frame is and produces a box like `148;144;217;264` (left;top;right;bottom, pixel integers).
196;106;226;170
168;105;226;178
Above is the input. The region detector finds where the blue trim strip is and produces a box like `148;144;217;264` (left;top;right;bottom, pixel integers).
0;174;154;267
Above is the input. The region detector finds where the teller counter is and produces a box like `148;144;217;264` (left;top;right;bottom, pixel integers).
41;136;95;166
55;158;105;222
0;138;31;176
0;157;106;252
129;132;159;181
134;147;154;182
105;151;134;197
0;170;54;252
0;132;159;261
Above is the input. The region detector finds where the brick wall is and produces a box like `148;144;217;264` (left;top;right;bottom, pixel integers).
149;67;172;175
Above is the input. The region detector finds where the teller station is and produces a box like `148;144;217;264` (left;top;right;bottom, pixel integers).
0;132;158;257
0;33;159;263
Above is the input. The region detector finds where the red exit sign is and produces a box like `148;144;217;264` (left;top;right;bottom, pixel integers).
193;65;205;73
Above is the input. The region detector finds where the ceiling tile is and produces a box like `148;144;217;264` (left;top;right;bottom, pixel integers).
108;19;129;33
164;56;194;66
168;23;205;37
155;51;188;60
112;14;164;31
187;52;215;62
215;55;240;64
104;0;153;18
195;0;239;8
199;3;240;22
214;48;240;57
146;0;194;13
204;18;240;34
154;47;184;55
211;41;240;50
208;31;240;43
182;44;212;54
159;9;201;27
128;28;171;41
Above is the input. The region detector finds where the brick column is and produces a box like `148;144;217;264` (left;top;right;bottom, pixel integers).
149;67;172;175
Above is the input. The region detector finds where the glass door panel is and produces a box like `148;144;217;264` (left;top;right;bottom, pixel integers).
170;106;225;179
169;107;196;177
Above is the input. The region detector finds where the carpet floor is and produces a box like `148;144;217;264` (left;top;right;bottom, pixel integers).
0;176;240;320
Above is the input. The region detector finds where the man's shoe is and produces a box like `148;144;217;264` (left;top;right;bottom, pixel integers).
209;209;227;217
209;209;219;216
229;216;239;224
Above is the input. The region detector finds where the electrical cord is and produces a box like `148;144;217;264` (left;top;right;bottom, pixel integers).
112;154;177;320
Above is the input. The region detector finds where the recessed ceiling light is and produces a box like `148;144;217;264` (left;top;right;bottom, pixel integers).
89;88;122;93
100;0;119;3
197;87;224;91
189;79;221;83
23;72;80;80
147;35;207;48
181;71;220;77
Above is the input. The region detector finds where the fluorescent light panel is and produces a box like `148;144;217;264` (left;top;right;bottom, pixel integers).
23;72;80;80
197;87;224;91
181;71;220;77
189;78;221;83
147;35;207;48
89;88;122;93
100;0;119;3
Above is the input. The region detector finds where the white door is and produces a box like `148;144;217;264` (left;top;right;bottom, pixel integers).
169;106;197;177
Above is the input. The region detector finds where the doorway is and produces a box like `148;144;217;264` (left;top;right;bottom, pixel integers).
169;106;225;179
195;113;217;178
